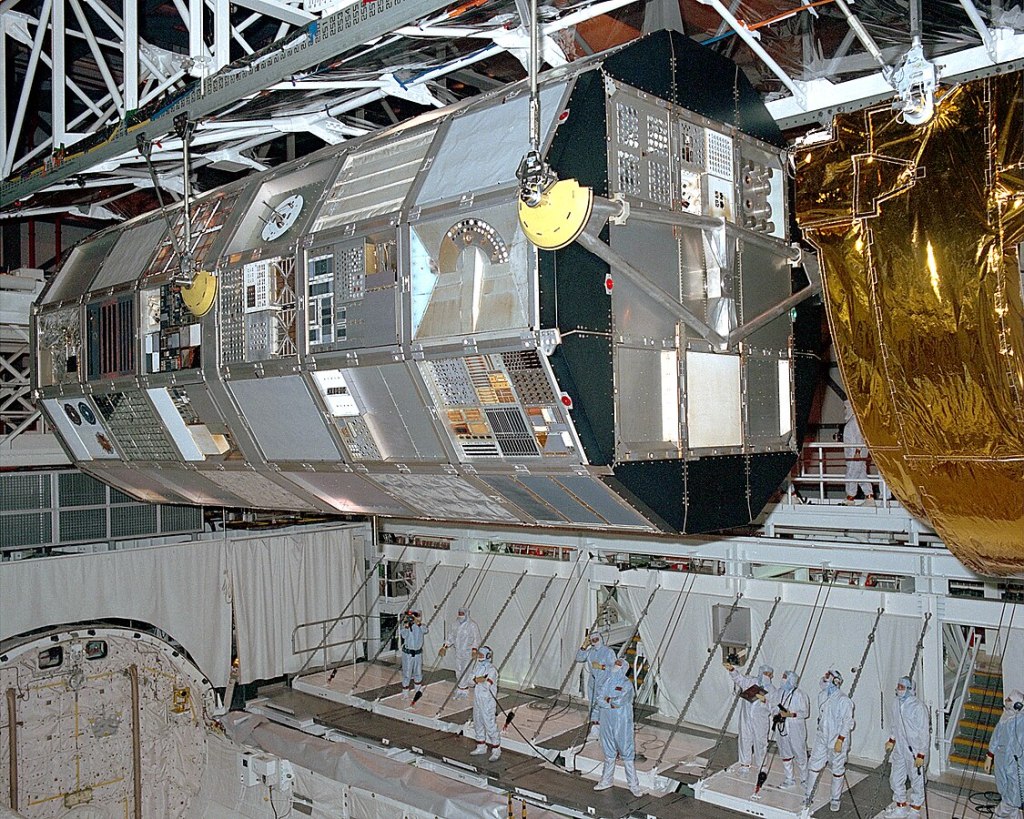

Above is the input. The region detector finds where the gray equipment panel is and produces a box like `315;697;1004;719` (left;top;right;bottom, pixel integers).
343;364;446;461
416;83;568;205
479;475;567;523
90;218;165;291
370;473;519;522
93;390;177;462
36;306;82;387
315;128;436;232
609;221;682;345
616;346;679;457
745;356;790;445
518;476;603;525
411;204;531;341
738;240;792;352
42;233;118;304
202;469;317;510
285;472;415;517
228;376;342;462
556;475;652;527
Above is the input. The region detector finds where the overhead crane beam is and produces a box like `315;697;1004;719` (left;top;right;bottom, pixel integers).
0;0;457;207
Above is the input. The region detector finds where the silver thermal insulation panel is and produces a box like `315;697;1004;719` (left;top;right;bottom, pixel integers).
31;31;814;534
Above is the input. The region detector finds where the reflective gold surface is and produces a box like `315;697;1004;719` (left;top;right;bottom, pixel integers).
796;72;1024;576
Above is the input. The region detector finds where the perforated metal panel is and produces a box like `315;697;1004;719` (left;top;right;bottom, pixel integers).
337;416;382;460
0;473;50;511
423;359;477;406
59;508;106;542
219;265;245;365
158;505;203;533
94;391;177;461
502;351;557;405
111;504;157;538
706;130;734;180
58;471;107;507
0;513;51;548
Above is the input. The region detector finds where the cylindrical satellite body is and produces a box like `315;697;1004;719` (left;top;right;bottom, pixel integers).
32;31;815;533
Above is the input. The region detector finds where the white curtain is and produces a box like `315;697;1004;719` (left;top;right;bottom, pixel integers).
229;527;364;683
411;557;587;693
0;525;366;687
622;584;921;762
0;540;232;685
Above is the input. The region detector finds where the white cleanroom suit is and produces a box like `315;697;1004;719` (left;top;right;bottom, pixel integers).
443;608;480;698
727;663;776;771
774;669;809;788
469;646;502;762
804;668;855;812
884;676;930;818
577;633;615;731
986;690;1024;819
594;659;642;798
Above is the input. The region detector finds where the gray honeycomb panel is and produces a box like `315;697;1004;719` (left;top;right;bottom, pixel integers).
94;391;177;461
203;470;317;510
370;474;518;521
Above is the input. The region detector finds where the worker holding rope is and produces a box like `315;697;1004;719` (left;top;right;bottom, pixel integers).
883;676;930;818
985;689;1024;819
772;669;809;789
399;610;429;701
577;632;615;739
724;661;776;773
593;657;643;797
469;646;502;762
804;667;855;812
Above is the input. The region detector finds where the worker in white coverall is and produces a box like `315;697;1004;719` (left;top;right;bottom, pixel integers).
593;658;643;797
469;645;502;762
843;400;874;504
985;690;1024;819
441;607;480;699
804;668;855;813
884;676;930;818
724;661;776;772
773;669;809;788
577;633;615;738
398;611;429;699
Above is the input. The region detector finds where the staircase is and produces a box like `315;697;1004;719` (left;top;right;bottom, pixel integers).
949;662;1004;771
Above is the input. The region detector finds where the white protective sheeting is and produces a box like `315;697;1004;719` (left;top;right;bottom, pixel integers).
0;524;366;687
414;556;587;691
229;528;364;683
622;583;922;763
0;539;231;685
220;712;564;819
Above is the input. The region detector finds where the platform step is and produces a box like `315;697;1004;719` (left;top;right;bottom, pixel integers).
956;719;999;741
968;686;1005;705
949;753;987;770
964;701;1003;718
952;735;990;752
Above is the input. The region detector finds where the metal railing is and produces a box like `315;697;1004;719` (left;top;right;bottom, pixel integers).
784;440;893;504
291;613;367;678
941;628;980;758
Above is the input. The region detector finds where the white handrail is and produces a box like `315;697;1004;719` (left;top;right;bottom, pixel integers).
942;630;980;754
786;440;893;504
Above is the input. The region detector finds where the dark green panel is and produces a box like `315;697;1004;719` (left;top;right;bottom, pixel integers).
548;335;614;465
546;71;608;196
602;31;786;149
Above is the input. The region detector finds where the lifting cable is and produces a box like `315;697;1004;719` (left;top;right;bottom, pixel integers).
296;546;405;678
325;545;410;682
517;552;592;694
702;595;783;778
802;605;885;809
434;569;530;716
497;574;558;679
637;571;700;707
531;580;621;741
414;551;499;683
751;572;837;785
378;560;472;692
351;560;443;693
617;583;663;661
655;592;744;770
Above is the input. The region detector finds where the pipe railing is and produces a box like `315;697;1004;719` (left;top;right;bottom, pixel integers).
291;613;368;678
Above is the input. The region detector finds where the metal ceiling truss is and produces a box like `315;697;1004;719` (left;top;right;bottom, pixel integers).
2;0;1023;213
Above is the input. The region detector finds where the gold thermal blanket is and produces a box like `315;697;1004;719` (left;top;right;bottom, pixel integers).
796;72;1024;576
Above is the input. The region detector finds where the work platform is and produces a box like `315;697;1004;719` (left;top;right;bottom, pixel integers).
242;660;915;818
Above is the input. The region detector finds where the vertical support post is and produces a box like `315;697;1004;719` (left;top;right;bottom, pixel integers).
52;0;66;148
129;664;142;818
189;0;204;67
0;25;7;174
214;0;231;70
6;687;17;811
124;0;139;110
920;596;944;776
4;0;53;178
